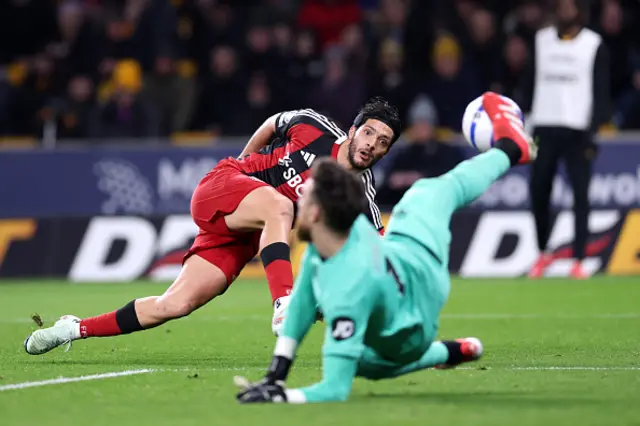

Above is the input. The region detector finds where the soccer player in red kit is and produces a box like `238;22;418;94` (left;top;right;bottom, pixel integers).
24;97;401;355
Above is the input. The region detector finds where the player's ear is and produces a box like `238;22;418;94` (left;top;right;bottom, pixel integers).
348;126;356;140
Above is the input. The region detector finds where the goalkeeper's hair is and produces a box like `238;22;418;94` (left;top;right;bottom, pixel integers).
310;158;366;235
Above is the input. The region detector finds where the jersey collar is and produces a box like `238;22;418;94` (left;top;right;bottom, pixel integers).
331;135;347;159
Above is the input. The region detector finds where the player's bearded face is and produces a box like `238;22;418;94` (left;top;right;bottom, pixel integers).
347;119;394;170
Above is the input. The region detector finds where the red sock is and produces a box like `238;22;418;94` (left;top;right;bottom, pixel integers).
260;242;294;303
265;259;294;302
79;300;142;337
79;311;121;338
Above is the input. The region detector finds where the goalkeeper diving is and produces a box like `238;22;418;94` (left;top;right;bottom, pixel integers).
235;92;537;404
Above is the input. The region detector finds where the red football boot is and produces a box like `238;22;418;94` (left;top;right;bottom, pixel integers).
482;91;537;164
434;337;484;369
528;253;554;278
569;261;589;280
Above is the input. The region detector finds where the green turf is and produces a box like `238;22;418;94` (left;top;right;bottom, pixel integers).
1;277;639;425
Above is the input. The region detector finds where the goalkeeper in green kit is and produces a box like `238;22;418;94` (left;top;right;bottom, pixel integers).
234;92;537;404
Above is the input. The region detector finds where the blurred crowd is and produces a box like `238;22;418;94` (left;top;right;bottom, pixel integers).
0;0;639;143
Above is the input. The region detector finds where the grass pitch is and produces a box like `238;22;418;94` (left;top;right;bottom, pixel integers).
1;277;639;426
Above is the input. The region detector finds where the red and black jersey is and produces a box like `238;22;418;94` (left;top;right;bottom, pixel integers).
232;109;384;232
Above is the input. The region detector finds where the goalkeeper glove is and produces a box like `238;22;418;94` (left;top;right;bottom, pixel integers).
234;354;293;404
234;376;287;404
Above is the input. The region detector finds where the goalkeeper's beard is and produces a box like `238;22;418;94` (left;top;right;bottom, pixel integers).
296;225;311;243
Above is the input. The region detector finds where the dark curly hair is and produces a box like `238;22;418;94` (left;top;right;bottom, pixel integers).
352;96;402;143
310;158;366;235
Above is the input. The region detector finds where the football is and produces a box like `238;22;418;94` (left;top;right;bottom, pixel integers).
462;94;524;152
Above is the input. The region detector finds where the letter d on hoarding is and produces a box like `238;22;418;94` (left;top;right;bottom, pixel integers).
69;217;156;282
460;212;537;277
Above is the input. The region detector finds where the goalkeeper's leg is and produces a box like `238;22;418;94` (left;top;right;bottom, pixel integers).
357;338;484;380
385;92;536;254
396;91;536;217
439;91;537;211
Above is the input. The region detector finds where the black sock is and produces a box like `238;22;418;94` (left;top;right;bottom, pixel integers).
494;137;522;166
442;340;464;365
115;300;143;334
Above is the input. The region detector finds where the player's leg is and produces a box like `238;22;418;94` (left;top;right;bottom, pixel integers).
384;149;510;270
429;92;536;213
85;252;230;330
77;173;270;336
24;167;273;354
24;253;231;355
222;186;295;306
190;166;295;333
129;230;261;327
389;148;511;233
221;185;295;333
134;254;235;327
529;128;560;278
563;135;594;279
356;339;483;381
370;93;529;375
386;92;535;255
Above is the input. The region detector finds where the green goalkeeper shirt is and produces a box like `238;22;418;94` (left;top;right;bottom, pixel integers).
281;215;433;403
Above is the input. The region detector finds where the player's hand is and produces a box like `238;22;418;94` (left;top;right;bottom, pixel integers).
234;376;288;404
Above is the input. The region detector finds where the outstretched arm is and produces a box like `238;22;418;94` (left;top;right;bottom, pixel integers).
283;272;374;403
280;247;320;343
236;268;374;404
235;247;319;403
239;109;325;157
285;336;361;403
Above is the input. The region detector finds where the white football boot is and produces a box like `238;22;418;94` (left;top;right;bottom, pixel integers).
271;296;290;336
24;315;81;355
